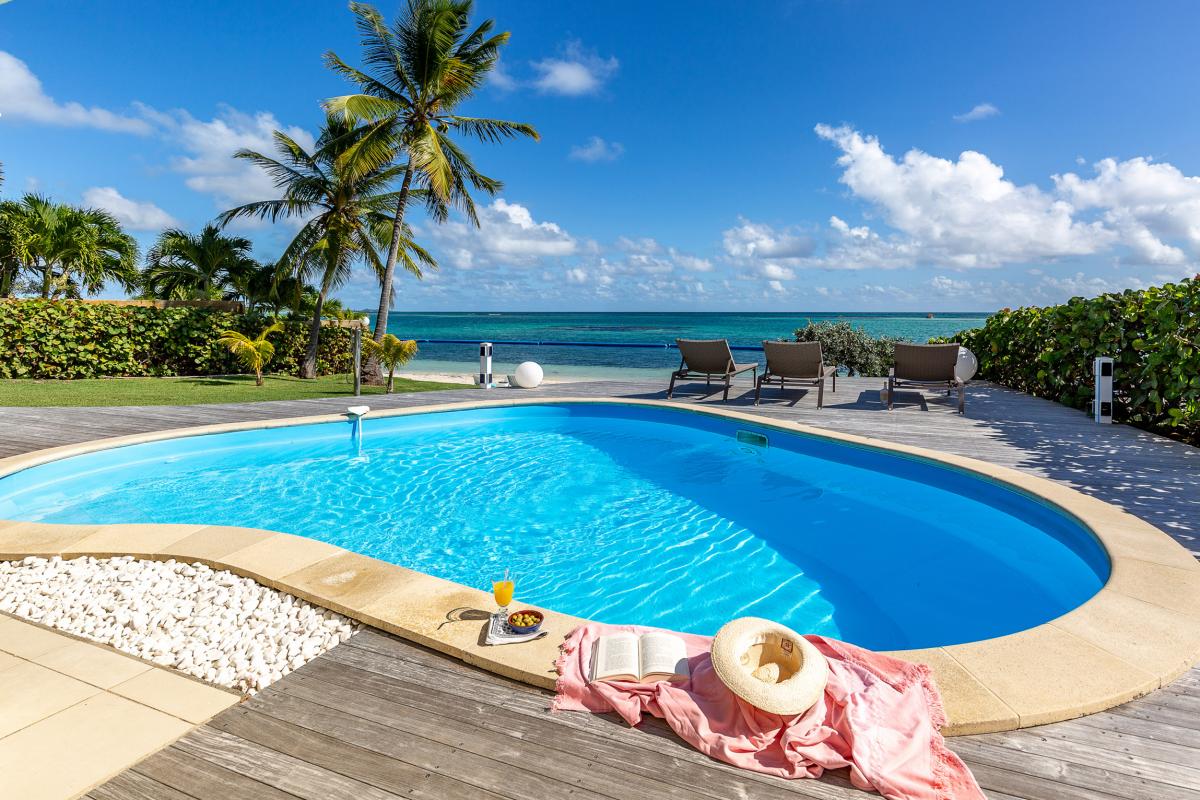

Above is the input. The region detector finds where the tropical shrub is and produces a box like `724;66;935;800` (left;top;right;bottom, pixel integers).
362;334;418;393
0;300;352;379
945;277;1200;444
216;322;284;386
792;321;905;376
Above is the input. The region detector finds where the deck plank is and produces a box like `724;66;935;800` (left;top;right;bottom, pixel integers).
283;655;838;800
208;705;508;800
324;632;859;798
171;726;405;800
85;769;198;800
132;747;299;800
230;685;616;800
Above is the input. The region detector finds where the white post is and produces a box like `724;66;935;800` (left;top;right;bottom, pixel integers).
1094;357;1113;424
479;342;494;389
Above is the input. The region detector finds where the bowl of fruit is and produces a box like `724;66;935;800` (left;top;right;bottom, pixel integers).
507;609;544;634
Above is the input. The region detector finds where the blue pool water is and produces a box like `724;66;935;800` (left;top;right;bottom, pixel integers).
0;404;1107;649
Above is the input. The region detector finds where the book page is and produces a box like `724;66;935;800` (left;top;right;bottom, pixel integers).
592;633;640;682
638;632;690;682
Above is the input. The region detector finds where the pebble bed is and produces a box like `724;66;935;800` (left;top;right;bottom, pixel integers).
0;555;359;695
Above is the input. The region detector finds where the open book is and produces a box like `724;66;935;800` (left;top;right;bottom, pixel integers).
590;631;690;684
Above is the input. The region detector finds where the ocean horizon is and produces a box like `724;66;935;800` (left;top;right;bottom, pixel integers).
377;311;991;380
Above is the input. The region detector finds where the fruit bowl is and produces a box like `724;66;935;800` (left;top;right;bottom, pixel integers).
507;609;544;634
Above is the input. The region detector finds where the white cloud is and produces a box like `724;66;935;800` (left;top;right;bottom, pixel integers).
721;130;1200;281
82;187;178;231
761;263;795;280
611;237;712;274
813;124;1114;268
532;42;618;96
1053;157;1200;265
929;275;974;295
616;236;660;253
431;199;577;265
489;58;519;92
953;103;1000;123
722;219;815;260
154;106;316;209
0;51;150;134
1031;271;1149;301
569;136;625;162
829;215;870;239
672;251;713;272
768;280;786;293
565;267;588;284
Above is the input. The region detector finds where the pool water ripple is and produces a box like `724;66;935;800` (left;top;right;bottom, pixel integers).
0;404;1108;649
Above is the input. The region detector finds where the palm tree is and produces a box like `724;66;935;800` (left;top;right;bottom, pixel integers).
323;0;538;379
362;334;419;392
0;195;138;298
0;199;32;298
217;321;284;386
142;224;260;301
219;115;436;379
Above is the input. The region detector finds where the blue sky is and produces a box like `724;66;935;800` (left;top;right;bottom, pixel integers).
3;0;1200;311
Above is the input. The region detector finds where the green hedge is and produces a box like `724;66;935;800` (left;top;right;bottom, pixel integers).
948;277;1200;443
0;300;353;379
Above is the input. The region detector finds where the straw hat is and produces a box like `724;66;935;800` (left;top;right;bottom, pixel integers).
710;617;828;716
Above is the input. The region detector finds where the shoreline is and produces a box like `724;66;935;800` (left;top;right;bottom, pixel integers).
397;370;583;386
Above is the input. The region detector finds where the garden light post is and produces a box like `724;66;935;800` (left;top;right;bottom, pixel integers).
1094;357;1113;424
352;319;365;397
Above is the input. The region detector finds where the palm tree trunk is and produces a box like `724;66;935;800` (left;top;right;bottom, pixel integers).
41;263;54;299
255;367;264;386
302;289;326;379
364;164;414;385
387;368;395;394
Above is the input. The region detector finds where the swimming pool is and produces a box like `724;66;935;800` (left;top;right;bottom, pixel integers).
0;403;1109;650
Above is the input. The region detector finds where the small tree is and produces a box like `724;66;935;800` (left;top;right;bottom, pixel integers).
793;321;903;377
217;322;284;386
362;334;418;393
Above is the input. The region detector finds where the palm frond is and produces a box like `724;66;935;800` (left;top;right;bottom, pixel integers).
448;116;539;143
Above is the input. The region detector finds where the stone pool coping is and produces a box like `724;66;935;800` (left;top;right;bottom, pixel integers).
0;396;1197;737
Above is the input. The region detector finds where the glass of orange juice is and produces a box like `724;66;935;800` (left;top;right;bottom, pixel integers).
492;573;514;618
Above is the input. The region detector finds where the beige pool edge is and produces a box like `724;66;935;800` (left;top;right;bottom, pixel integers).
1;396;1197;738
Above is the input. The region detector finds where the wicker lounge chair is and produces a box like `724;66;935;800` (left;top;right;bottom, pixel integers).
667;339;758;402
755;341;837;408
888;343;965;413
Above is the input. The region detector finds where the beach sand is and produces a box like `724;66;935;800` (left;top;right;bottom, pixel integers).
396;371;574;386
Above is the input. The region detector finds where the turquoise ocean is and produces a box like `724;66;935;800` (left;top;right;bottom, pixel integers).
380;312;990;381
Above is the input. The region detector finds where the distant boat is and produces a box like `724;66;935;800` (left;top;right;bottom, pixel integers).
926;312;935;318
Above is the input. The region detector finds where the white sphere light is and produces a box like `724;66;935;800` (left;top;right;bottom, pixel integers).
955;347;978;383
512;361;544;389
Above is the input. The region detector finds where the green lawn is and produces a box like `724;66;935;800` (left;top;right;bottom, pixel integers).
0;374;469;407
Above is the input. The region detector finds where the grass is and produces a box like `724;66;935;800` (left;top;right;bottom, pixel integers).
0;374;469;407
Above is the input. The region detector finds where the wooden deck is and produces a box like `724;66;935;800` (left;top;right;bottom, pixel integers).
85;629;1200;800
3;377;1199;799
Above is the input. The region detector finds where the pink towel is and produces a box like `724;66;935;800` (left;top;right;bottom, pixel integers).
553;624;984;800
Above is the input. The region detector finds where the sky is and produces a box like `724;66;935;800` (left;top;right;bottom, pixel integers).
3;0;1200;312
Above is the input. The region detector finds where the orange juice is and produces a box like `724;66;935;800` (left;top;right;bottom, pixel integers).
492;579;514;608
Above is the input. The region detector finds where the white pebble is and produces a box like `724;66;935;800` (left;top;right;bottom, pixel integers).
0;556;360;696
